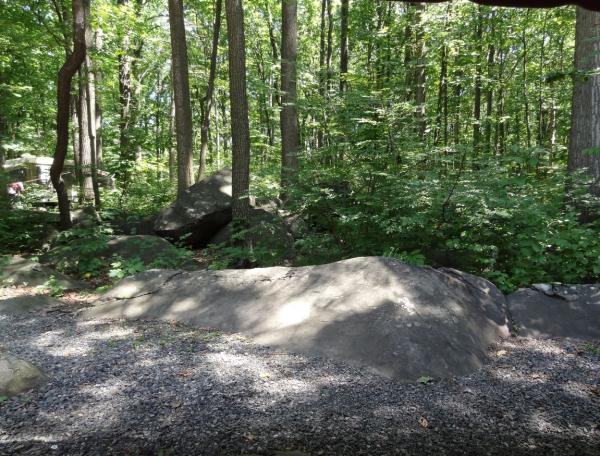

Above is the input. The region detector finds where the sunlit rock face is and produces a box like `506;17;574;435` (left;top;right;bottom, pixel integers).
153;169;233;247
81;257;510;381
0;350;47;397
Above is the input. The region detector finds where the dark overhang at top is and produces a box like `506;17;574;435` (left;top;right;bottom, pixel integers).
398;1;600;12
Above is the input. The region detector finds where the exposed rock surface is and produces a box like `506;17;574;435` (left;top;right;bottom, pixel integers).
154;169;232;246
81;257;509;381
0;350;47;397
508;284;600;338
71;206;101;228
0;255;86;290
0;295;61;315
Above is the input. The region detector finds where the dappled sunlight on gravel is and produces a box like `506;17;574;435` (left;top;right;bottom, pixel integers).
1;298;598;455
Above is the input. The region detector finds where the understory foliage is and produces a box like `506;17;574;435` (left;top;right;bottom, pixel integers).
1;1;599;293
291;151;600;292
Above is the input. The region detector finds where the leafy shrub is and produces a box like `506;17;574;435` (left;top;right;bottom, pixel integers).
291;151;600;292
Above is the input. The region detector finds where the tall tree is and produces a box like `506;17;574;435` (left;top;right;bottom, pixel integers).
51;0;87;229
568;6;600;197
117;0;134;175
280;0;299;195
168;0;194;197
225;0;251;220
339;0;349;93
198;0;222;181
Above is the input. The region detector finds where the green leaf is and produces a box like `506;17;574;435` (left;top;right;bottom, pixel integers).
417;376;433;385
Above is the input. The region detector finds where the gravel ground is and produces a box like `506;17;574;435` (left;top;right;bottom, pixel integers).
0;294;599;456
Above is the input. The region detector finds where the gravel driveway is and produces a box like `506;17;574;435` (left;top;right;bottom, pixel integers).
0;296;599;456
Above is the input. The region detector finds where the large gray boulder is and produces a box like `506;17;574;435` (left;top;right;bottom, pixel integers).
0;255;86;290
508;284;600;339
81;257;509;381
0;295;62;315
154;169;232;246
0;350;47;397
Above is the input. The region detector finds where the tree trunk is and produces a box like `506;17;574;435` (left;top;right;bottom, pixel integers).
85;56;101;208
317;0;327;148
168;95;176;181
51;0;87;230
413;2;426;139
326;0;333;93
198;0;222;181
280;0;299;196
78;68;94;203
168;0;195;198
568;6;600;196
339;0;349;93
225;0;251;220
117;0;134;173
71;94;81;185
485;33;495;154
473;7;483;155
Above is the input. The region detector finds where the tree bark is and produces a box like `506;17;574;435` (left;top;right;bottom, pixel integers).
473;7;483;155
339;0;349;93
568;7;600;196
78;68;94;203
168;0;195;197
198;0;222;181
51;0;87;230
117;0;134;174
225;0;251;220
280;0;300;196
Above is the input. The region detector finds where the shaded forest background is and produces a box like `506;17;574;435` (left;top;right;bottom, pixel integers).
1;0;599;292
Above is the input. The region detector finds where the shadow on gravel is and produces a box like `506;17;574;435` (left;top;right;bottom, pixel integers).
0;310;598;456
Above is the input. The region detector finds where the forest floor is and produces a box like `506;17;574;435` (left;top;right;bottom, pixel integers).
0;286;599;456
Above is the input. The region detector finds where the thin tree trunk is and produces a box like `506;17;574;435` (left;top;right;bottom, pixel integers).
71;94;81;185
280;0;299;196
225;0;251;220
168;95;176;181
51;0;87;229
473;6;483;155
85;56;101;207
413;2;426;139
485;35;495;154
339;0;349;93
78;68;94;203
117;0;134;173
168;0;195;197
317;0;327;148
568;6;600;197
326;0;333;93
198;0;222;181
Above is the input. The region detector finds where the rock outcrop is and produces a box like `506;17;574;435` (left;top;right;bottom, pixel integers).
0;255;86;290
507;284;600;338
154;169;233;246
81;257;509;381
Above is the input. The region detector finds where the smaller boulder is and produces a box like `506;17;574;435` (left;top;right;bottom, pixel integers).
508;284;600;338
154;169;233;246
0;295;62;315
71;206;101;228
0;255;86;290
0;351;47;397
